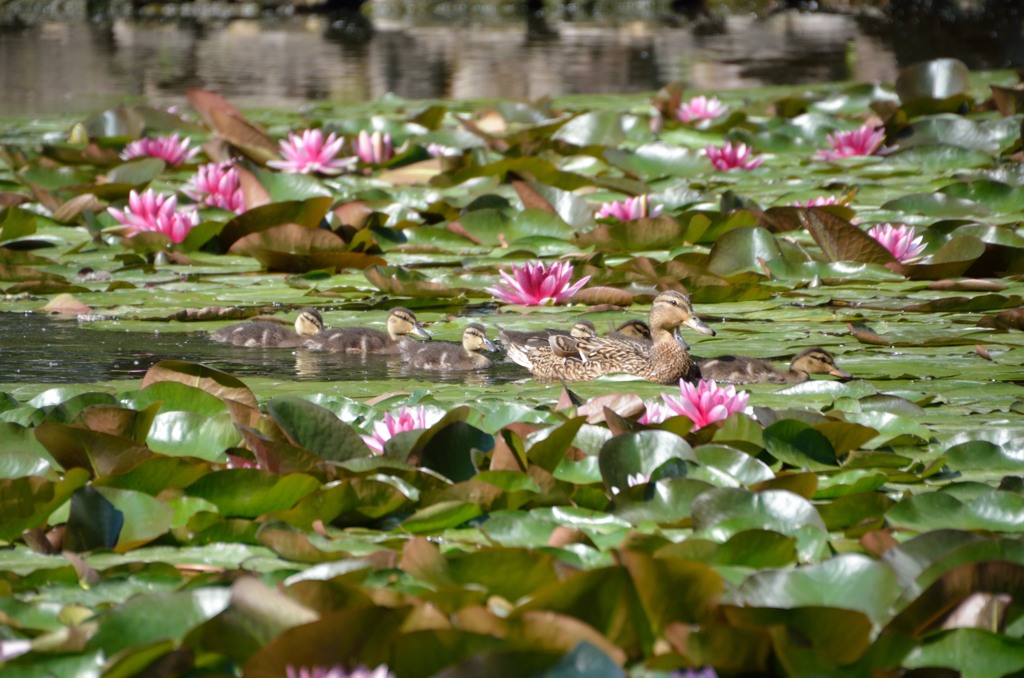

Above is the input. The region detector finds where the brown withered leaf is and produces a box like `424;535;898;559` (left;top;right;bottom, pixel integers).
186;88;245;131
490;431;528;472
231;224;385;273
576;217;685;252
187;88;278;163
52;194;103;224
42;293;91;315
378;159;443;185
847;322;891;346
978;307;1024;331
860;529;899;557
991;85;1024;117
363;264;459;297
219;197;333;249
511;176;556;213
0;192;31;208
445;221;482;245
211;109;280;164
455;113;509;152
74;403;158;442
235;164;272;210
928;279;1008;292
759;205;857;232
142;359;258;408
334;201;375;230
556;384;584;410
800;208;895;265
168;306;259;322
569;286;634;307
651;81;684;120
24;182;60;213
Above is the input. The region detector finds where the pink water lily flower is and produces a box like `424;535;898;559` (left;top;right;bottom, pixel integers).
705;142;762;171
677;95;727;123
639;399;673;425
595;195;663;222
184;161;245;213
361;405;440;455
486;260;591;306
426;142;459;158
268;128;353;175
817;124;888;161
661;379;750;432
286;666;395;678
108;188;199;243
672;669;719;678
790;195;842;207
355;130;394;165
120;133;200;166
868;223;926;262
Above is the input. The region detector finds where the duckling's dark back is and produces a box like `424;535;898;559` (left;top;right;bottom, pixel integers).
401;323;495;371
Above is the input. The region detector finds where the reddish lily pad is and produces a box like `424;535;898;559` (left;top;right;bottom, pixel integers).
218;196;333;248
230;224;386;273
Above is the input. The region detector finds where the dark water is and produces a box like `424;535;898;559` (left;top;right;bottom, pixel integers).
0;313;526;386
1;6;1023;117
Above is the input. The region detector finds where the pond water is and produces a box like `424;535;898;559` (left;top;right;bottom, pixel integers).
0;312;527;386
2;6;1023;117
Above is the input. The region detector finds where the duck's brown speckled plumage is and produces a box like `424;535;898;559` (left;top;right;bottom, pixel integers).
401;323;497;371
699;347;851;385
506;290;714;384
303;307;430;354
209;308;323;348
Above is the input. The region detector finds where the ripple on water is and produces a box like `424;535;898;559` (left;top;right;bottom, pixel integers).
0;313;526;386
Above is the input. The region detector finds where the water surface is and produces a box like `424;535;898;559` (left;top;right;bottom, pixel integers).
2;8;1022;117
0;312;526;386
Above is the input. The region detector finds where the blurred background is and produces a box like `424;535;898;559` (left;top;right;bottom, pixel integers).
1;0;1022;116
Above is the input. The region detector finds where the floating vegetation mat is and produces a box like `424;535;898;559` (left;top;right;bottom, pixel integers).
2;57;1024;677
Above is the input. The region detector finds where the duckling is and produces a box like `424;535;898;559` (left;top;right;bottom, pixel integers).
496;319;597;349
303;307;431;354
607;319;652;343
699;347;851;385
549;333;587;365
506;290;714;384
209;308;323;348
400;323;497;371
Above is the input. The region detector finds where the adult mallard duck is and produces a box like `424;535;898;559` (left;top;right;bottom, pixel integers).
699;347;851;385
209;308;323;348
506;290;714;384
496;319;597;348
400;323;497;371
303;307;431;354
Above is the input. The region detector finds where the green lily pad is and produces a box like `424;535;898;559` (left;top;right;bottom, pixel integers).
186;470;321;518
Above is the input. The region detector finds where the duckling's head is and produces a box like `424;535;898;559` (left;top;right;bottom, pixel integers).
462;323;497;354
570;320;597;339
614;319;652;341
649;290;715;337
387;307;431;341
790;348;851;380
294;308;324;336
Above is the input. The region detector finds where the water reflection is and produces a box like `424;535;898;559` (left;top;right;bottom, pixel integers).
2;8;1021;118
0;313;524;386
